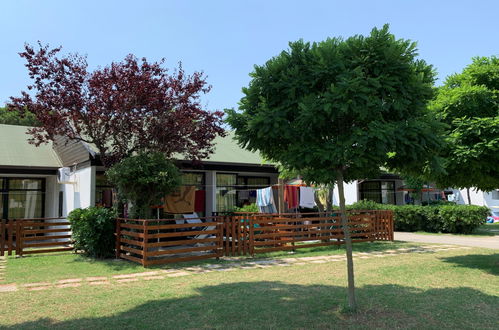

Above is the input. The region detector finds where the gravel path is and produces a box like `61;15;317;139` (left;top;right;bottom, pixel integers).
395;232;499;249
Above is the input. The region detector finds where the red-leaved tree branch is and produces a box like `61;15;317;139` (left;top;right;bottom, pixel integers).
9;42;225;168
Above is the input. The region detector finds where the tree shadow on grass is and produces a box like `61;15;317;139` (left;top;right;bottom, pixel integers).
5;282;498;329
440;254;499;275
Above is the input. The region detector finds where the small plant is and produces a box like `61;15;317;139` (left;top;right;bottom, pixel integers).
234;203;259;213
68;207;117;258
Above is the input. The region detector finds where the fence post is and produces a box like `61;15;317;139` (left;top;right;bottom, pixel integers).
249;215;254;257
142;220;148;267
0;219;5;257
115;218;121;259
7;220;13;256
15;220;22;257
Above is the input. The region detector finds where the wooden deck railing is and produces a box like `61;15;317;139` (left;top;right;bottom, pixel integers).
116;210;393;266
116;216;224;267
0;218;72;257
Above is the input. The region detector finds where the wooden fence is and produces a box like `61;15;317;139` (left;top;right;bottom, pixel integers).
117;210;393;266
116;217;224;267
0;218;72;257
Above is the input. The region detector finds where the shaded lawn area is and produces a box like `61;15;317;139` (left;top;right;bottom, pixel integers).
414;223;499;237
4;241;423;284
0;247;497;329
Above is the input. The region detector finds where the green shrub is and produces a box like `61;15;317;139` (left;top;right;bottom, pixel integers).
234;203;259;213
68;207;117;258
437;205;489;234
347;201;488;234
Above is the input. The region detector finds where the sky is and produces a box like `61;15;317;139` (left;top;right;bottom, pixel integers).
1;0;498;111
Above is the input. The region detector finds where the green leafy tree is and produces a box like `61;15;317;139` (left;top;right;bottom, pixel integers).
0;106;38;126
106;152;181;218
226;25;443;310
430;56;499;202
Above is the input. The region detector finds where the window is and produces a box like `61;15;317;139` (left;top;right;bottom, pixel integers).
237;176;270;207
95;174;113;208
492;190;499;200
216;174;237;212
359;180;396;205
1;178;45;219
181;172;206;217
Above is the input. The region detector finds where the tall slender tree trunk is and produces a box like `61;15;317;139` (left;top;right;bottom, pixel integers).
466;188;472;205
337;170;357;311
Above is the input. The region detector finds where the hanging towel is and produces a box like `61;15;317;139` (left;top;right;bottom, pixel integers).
164;186;196;214
299;187;316;208
256;187;277;213
194;190;205;213
284;185;299;209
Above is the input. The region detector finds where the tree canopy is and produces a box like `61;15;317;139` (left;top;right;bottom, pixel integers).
226;25;443;185
0;106;38;126
226;25;443;311
430;56;499;191
9;43;225;168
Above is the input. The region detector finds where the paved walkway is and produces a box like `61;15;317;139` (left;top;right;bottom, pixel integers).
395;232;499;249
0;245;471;293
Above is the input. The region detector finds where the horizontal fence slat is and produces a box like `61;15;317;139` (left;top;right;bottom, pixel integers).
21;234;72;241
21;222;71;227
120;237;145;247
21;228;70;235
148;229;218;239
120;230;145;238
22;241;72;248
146;237;219;248
120;245;144;256
22;247;73;255
145;222;220;230
146;245;218;257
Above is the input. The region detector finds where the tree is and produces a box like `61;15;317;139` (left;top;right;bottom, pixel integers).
9;43;225;168
226;25;443;310
0;106;38;126
106;152;181;218
430;56;499;202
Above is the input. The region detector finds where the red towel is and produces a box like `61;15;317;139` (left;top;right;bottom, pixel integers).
195;190;206;213
284;186;299;209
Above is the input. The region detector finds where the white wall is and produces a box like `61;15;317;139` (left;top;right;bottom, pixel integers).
60;165;96;217
451;188;499;216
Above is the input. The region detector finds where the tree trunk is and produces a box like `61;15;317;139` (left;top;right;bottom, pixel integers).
466;188;472;205
337;170;357;311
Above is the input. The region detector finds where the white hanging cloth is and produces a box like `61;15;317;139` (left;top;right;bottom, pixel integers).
299;187;316;208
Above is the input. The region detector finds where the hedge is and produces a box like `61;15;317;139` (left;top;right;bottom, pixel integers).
68;207;117;258
347;200;489;234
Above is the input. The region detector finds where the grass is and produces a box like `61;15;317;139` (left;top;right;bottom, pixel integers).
1;243;498;329
414;223;499;237
4;241;421;284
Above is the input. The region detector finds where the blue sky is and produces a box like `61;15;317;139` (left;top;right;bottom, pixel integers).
1;0;497;111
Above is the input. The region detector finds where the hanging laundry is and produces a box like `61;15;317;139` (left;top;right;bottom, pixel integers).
256;187;277;213
164;186;196;214
194;190;205;213
284;185;299;209
299;187;316;208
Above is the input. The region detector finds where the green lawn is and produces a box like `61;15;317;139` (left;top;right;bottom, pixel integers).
4;241;421;284
1;243;498;329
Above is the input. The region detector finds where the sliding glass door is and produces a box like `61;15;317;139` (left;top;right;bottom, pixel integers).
1;178;45;219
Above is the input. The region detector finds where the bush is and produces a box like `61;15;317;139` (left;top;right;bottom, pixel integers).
234;203;259;213
68;207;117;258
348;201;488;234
